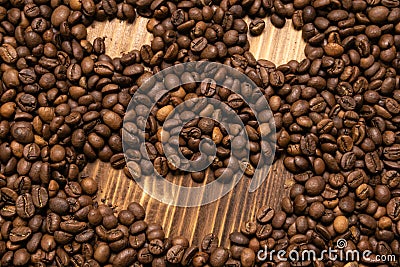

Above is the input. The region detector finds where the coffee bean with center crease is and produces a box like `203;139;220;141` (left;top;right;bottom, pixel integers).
191;37;208;52
0;44;18;63
386;197;400;221
240;221;257;236
166;245;185;264
31;185;48;209
201;233;219;254
365;151;383;173
154;156;168;176
138;247;154;264
149;239;164;255
200;78;217;96
16;193;35;219
180;245;198;265
256;206;275;223
300;133;318;155
23;143;40;161
9;226;32;243
227;94;244;109
249;19;265;36
110;153;126;169
94;61;115;76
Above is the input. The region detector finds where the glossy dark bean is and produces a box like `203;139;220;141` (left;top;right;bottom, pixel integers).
166;245;185;264
209;247;229;267
15;193;35;219
201;233;219;254
256;206;275;223
249;19;265;36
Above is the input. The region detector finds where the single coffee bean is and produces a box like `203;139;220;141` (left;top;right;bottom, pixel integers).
31;185;48;209
256;206;275;223
209;247;229;267
0;44;18;63
201;233;219;254
9;226;32;243
386;197;400;221
166;245;185;264
240;248;255;267
113;248;137;267
249;19;265;36
138;247;154;264
229;232;250;246
16;193;35;219
13;248;30;266
49;197;70;215
191;37;208;52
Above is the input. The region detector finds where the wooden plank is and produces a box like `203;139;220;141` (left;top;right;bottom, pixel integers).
86;16;305;247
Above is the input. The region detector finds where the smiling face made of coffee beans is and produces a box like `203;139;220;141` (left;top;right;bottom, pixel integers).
0;0;400;266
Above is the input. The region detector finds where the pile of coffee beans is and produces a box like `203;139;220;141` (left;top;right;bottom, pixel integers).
0;0;400;266
123;63;275;184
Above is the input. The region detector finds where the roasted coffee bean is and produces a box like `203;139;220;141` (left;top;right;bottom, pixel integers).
229;232;249;246
138;247;154;264
80;178;98;195
191;37;208;52
16;193;35;219
300;133;318;155
240;221;257;236
249;19;265;36
227;94;244;109
256;206;275;223
240;248;255;267
148;239;164;255
201;233;219;254
0;44;18;63
13;248;30;266
192;251;209;267
31;185;48;209
113;248;137;267
387;197;400;221
9;226;32;243
172;236;189;249
51;5;70;27
49;197;70;215
166;245;185;264
181;245;198;266
209;247;229;267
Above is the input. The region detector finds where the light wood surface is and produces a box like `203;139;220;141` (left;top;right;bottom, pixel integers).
86;16;306;247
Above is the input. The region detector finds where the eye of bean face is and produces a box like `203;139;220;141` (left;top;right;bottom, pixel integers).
0;0;400;265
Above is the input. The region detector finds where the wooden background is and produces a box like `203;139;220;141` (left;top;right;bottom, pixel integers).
85;16;306;247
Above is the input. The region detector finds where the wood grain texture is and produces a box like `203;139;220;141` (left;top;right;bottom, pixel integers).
86;16;305;247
